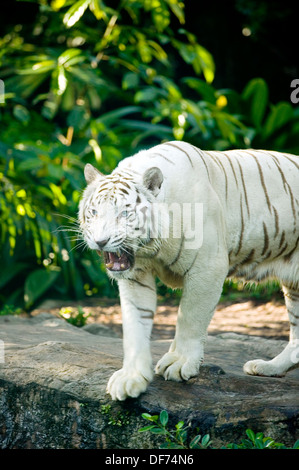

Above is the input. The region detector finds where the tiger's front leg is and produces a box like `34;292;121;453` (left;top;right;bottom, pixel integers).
155;254;228;382
107;271;156;400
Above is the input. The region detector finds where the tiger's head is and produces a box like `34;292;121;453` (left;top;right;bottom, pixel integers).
79;163;164;275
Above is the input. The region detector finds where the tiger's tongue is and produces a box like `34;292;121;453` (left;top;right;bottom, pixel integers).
108;252;123;270
102;251;130;271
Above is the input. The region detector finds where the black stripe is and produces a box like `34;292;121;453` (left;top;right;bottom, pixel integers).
262;152;297;226
222;152;239;188
263;249;272;260
269;154;289;193
183;251;198;276
284;291;299;301
280;153;299;171
164;142;194;168
236;159;250;217
210;152;228;200
273;207;279;238
258;149;299;172
131;301;155;318
135;267;146;273
261;222;269;256
127;277;156;292
273;242;288;258
289;310;299;319
279;231;285;249
168;236;185;267
152;152;175;165
238;249;255;266
235;195;244;255
246;151;272;213
111;180;131;190
119;187;129;195
284;236;299;260
207;152;228;199
191;145;211;181
228;249;255;276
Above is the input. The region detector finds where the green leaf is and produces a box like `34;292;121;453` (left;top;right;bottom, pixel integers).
134;87;160;103
67;66;106;87
13;105;31;124
67;105;90;130
63;0;92;28
152;6;170;32
18;60;56;75
293;439;299;449
166;0;185;24
150;427;167;435
242;78;269;129
96;106;141;125
175;420;185;430
90;0;107;20
24;268;61;309
183;77;216;103
138;425;156;433
49;182;67;205
255;438;265;449
122;72;140;90
41;95;61;120
58;48;85;67
264;438;275;448
201;434;211;447
245;429;256;443
141;413;158;422
263;102;294;139
189;435;201;448
5;73;49;99
0;263;29;289
159;410;168;427
17;158;44;172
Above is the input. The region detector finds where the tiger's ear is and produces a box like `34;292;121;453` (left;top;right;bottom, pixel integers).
84;163;104;184
143;167;163;196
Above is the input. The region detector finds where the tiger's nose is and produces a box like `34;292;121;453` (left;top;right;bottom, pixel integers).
96;238;110;250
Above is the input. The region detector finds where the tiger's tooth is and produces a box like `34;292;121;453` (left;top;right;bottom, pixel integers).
120;263;125;269
106;263;114;269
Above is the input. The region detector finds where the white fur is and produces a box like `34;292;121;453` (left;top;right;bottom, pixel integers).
79;142;299;400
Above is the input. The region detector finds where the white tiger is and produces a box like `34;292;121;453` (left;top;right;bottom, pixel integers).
79;141;299;401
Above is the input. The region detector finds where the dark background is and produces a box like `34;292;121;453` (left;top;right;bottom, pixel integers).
185;0;298;101
1;0;298;103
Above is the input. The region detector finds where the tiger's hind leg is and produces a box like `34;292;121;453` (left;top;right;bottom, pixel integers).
244;283;299;377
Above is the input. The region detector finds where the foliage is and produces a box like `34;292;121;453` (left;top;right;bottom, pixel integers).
0;0;298;309
220;278;283;303
0;304;23;316
139;410;212;449
225;429;299;450
101;404;131;427
139;410;299;449
59;305;90;326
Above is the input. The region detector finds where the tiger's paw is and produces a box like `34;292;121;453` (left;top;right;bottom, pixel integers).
107;367;153;401
155;351;201;382
243;359;285;377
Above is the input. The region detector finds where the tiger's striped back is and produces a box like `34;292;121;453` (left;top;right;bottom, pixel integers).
116;142;299;286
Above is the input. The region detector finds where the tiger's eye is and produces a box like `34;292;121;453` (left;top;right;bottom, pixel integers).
91;209;98;216
121;210;128;217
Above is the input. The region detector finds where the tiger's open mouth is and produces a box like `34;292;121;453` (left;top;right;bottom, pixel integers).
97;250;133;272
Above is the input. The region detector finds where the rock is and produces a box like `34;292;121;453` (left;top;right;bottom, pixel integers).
82;323;120;337
0;313;298;449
